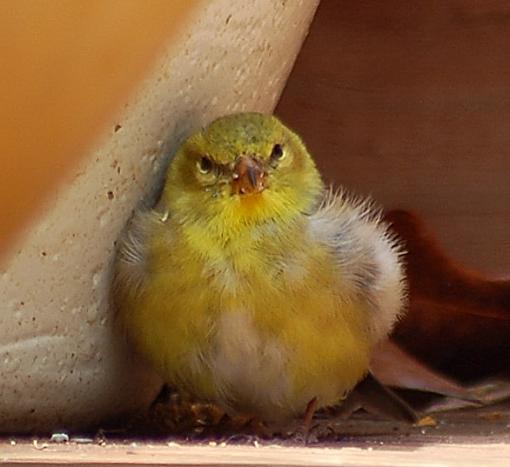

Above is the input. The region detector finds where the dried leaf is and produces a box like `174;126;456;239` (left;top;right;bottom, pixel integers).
334;373;418;423
370;340;475;401
385;209;510;381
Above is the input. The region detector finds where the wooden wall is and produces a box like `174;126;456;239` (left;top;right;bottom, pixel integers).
276;0;510;277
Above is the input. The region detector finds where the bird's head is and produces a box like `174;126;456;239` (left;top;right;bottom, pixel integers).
162;113;324;230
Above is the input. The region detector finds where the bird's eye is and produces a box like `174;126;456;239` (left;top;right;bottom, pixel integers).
197;156;213;174
270;143;285;161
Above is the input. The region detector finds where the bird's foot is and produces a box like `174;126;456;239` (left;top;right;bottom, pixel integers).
283;397;320;444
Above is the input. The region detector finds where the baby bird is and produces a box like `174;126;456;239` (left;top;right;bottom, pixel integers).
113;112;405;425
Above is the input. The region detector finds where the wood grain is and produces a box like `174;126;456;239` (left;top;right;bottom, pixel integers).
3;403;510;465
2;439;510;466
276;0;510;277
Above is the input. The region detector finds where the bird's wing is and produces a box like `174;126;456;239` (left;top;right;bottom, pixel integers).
309;188;407;343
112;207;166;312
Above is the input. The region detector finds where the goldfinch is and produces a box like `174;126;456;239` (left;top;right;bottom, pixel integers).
113;112;405;424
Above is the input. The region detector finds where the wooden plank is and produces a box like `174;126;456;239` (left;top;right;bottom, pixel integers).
2;439;510;467
3;403;510;465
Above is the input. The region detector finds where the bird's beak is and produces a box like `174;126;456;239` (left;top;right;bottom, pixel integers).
232;155;266;195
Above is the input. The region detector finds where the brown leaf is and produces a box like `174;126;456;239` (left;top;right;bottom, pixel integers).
370;340;475;401
333;372;418;423
385;209;510;381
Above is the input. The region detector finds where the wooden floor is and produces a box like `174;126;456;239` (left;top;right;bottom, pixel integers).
2;437;510;467
3;403;510;466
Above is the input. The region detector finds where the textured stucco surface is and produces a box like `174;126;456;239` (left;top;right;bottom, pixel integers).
0;0;319;432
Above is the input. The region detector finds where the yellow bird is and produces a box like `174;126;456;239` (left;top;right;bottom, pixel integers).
113;112;405;425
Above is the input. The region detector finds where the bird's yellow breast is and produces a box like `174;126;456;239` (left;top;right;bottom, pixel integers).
122;216;372;420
